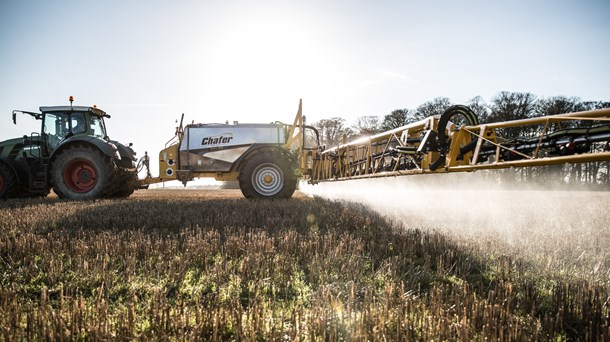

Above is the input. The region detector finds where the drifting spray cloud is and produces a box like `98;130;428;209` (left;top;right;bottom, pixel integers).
300;171;610;280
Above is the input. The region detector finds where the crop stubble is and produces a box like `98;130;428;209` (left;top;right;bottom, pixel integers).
0;189;608;340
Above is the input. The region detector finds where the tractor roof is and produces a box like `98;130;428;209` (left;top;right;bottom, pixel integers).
39;106;108;117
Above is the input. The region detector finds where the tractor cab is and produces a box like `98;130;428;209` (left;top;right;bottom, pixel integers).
39;106;109;154
11;104;110;157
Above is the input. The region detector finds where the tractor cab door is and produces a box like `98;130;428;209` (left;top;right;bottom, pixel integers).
41;111;90;156
42;112;69;155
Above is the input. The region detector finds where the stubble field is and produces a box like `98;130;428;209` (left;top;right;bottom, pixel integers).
0;186;608;340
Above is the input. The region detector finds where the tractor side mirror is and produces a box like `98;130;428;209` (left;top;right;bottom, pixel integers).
12;111;16;124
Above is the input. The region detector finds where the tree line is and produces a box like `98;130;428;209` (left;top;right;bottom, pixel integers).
312;91;610;187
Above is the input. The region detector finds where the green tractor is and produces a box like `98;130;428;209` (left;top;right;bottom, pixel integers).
0;97;138;200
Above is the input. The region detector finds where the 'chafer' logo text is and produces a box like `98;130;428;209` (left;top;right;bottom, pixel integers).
202;133;233;145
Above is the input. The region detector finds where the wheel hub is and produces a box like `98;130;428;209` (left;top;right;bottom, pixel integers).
252;163;284;196
64;159;98;193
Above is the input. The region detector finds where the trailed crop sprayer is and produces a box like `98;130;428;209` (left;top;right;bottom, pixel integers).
136;100;610;197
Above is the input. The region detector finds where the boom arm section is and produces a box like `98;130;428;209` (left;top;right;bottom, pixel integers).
306;107;610;183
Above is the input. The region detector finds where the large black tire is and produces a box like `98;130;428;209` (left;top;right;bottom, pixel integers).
50;145;116;200
110;171;137;198
238;151;297;199
0;163;17;199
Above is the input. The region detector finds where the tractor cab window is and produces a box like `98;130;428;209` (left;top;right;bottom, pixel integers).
70;112;87;134
43;112;69;150
89;116;107;138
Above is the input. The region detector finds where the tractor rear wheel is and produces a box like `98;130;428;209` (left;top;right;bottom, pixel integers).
51;145;116;200
238;151;296;199
0;163;16;199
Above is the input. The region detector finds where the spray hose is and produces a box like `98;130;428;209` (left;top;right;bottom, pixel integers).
429;105;479;171
136;152;152;179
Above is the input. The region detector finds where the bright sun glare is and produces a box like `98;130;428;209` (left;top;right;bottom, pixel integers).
196;3;344;115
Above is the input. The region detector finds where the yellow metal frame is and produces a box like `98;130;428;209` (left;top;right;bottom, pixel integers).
308;108;610;183
283;99;321;179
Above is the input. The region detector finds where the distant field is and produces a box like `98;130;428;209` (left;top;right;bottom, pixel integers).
0;188;608;340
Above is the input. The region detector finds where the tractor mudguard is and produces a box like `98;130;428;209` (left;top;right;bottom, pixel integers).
51;135;120;162
109;140;137;168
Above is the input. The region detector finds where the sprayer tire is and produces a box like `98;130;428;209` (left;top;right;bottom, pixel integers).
0;163;17;199
51;145;116;200
239;151;296;199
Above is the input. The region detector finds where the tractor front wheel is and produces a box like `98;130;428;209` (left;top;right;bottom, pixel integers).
51;145;115;200
110;171;137;198
238;151;296;199
0;163;16;199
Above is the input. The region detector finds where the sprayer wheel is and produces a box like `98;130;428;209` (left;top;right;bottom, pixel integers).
239;151;296;199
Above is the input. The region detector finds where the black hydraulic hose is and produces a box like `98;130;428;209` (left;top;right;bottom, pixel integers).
458;139;479;159
476;125;610;157
302;125;321;147
429;105;479;170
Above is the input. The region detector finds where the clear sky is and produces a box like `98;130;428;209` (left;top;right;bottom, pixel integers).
1;0;609;173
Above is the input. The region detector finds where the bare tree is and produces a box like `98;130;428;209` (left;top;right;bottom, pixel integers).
535;96;581;116
313;117;352;148
467;96;490;124
353;115;381;136
381;109;409;130
412;97;452;123
488;91;537;138
579;100;610;110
